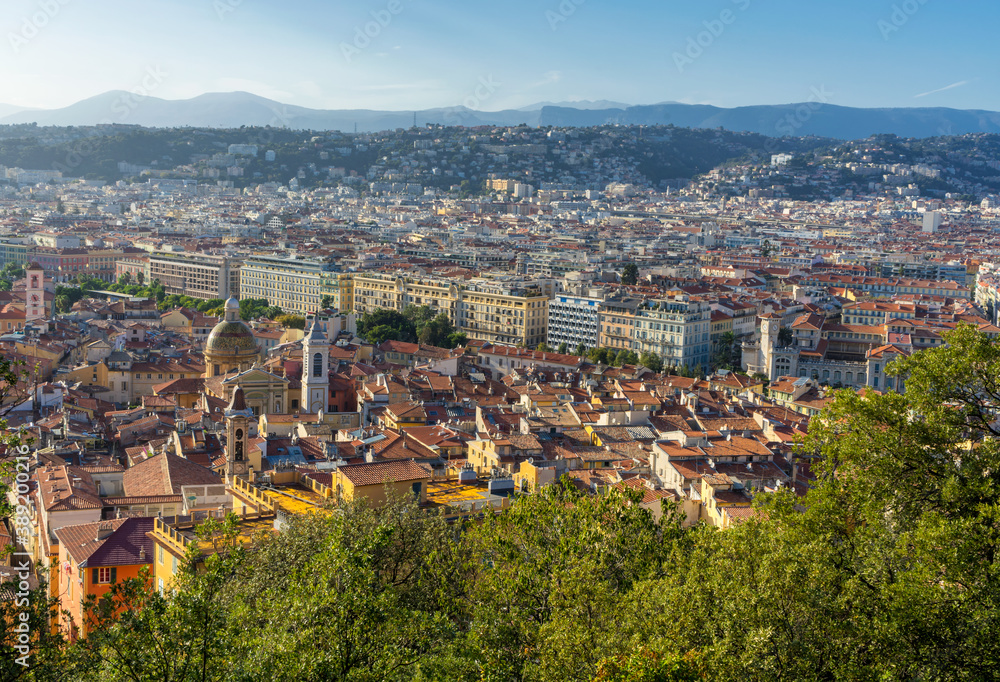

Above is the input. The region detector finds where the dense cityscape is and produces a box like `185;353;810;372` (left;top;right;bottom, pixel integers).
4;0;1000;674
0;119;998;677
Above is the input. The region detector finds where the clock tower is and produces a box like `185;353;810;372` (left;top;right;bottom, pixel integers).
225;386;253;482
25;263;46;322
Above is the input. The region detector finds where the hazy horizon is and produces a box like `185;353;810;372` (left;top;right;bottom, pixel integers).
2;0;995;113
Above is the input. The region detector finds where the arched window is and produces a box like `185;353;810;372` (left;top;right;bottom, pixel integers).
313;352;323;378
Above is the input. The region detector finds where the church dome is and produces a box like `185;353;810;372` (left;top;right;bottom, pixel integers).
205;320;259;355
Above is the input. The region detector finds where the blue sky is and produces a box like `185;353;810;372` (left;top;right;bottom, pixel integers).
2;0;996;112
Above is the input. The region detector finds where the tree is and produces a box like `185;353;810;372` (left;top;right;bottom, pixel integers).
777;326;794;348
320;294;335;310
537;342;552;353
760;239;775;259
639;351;664;373
446;332;468;349
239;298;283;322
557;343;569;355
575;343;587;357
418;313;456;348
367;325;404;345
117;273;132;287
621;263;639;286
713;331;738;371
615;349;639;367
135;271;144;286
275;314;306;330
463;479;676;681
359;308;417;344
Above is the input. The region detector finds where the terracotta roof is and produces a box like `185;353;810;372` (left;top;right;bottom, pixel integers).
54;518;155;567
338;460;430;487
122;453;221;496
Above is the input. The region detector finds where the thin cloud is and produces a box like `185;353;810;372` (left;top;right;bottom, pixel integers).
915;80;969;98
530;71;562;88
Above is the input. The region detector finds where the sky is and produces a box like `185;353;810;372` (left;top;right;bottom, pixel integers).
1;0;997;113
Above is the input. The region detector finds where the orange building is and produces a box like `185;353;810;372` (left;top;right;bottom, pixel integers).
53;518;155;640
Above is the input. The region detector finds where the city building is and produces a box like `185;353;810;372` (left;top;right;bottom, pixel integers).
149;253;241;301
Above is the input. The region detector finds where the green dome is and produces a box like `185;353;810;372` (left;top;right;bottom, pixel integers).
205;320;259;355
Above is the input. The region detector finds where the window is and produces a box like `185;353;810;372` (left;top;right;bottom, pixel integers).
171;556;178;575
313;352;323;378
98;567;112;584
158;546;164;564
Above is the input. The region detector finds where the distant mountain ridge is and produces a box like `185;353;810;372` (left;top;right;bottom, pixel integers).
4;91;1000;139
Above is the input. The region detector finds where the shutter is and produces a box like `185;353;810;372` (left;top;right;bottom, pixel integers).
110;567;117;584
91;568;98;584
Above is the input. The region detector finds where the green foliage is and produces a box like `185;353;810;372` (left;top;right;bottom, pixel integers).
615;349;640;367
712;331;739;371
537;342;552;353
621;263;639;286
275;314;306;330
239;298;283;321
366;324;402;345
575;343;587;357
418;313;456;348
639;351;664;373
320;294;335;310
557;343;569;354
446;332;468;349
0;263;25;291
594;650;707;682
359;308;417;344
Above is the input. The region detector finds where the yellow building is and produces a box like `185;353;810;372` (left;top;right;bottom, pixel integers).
332;460;431;507
351;273;552;347
320;272;355;312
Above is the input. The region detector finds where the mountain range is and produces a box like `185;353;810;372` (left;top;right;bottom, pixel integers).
4;91;1000;139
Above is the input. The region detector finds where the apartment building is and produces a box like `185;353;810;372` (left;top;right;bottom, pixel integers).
0;237;29;268
240;255;335;314
598;297;641;351
352;273;553;347
461;280;551;348
149;253;241;301
801;274;970;300
320;272;355;312
547;290;604;351
632;296;713;371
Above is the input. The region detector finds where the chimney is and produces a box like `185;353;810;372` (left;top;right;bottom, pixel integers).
95;521;114;541
139;546;146;560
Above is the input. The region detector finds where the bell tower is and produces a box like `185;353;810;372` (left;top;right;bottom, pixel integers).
25;263;46;322
301;317;330;415
225;386;253;481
